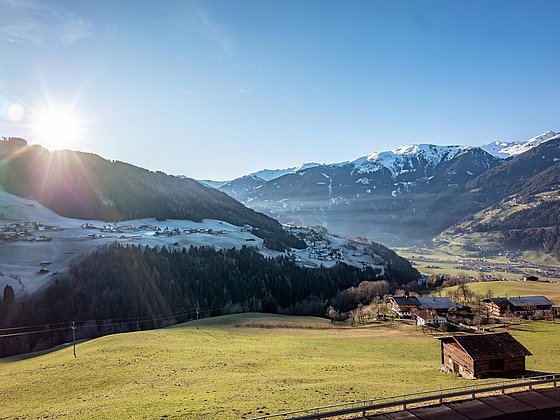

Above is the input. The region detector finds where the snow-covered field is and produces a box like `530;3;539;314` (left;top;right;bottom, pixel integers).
0;189;388;295
0;189;265;294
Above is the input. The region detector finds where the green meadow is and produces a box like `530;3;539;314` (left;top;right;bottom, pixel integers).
0;314;472;419
1;312;559;419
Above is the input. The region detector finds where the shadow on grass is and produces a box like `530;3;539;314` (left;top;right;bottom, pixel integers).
481;369;557;380
0;339;88;363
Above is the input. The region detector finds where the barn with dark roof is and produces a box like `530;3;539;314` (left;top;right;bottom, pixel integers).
482;296;555;317
436;332;531;379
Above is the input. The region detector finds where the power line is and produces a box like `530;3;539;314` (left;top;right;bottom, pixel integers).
0;304;227;339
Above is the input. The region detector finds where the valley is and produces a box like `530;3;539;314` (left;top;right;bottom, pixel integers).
2;3;559;419
396;245;560;282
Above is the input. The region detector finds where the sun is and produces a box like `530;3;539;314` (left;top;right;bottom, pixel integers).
31;104;86;150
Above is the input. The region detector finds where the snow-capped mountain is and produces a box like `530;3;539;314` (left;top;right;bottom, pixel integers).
344;144;473;177
196;163;320;190
197;130;559;246
216;143;501;243
481;130;558;158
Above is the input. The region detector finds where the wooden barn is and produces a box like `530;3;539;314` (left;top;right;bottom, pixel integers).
436;332;531;379
482;296;555;317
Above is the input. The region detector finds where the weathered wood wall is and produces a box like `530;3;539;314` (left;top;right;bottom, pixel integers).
442;342;475;379
475;357;526;378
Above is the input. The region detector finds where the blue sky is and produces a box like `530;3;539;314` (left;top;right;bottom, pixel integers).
0;0;559;180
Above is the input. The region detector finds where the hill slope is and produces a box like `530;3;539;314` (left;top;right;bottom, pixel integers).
0;138;303;250
439;136;560;259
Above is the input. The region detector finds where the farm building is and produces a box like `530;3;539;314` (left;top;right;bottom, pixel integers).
417;297;461;314
391;296;463;318
389;296;421;318
437;332;531;379
482;296;555;317
415;309;447;327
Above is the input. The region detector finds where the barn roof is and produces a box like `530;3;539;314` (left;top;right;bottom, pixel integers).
437;332;532;360
482;296;555;309
391;296;421;306
507;296;555;308
481;297;511;309
417;296;459;310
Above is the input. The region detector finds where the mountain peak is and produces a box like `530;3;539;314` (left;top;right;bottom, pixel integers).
481;130;558;158
350;143;472;176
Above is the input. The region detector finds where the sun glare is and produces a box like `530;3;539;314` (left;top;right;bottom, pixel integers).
31;105;86;150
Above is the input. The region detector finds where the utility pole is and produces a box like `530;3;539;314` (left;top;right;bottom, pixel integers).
72;321;77;358
196;301;200;330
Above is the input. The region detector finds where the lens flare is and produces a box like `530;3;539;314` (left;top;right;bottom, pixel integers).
7;103;25;122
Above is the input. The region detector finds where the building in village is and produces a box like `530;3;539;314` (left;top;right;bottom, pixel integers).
389;295;421;318
437;332;531;379
415;309;447;327
390;295;462;319
481;296;555;317
417;297;461;314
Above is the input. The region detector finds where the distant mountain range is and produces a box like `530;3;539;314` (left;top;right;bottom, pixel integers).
201;131;560;259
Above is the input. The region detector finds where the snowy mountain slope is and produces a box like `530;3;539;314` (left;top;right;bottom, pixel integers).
345;144;472;177
216;144;502;243
197;179;229;188
481;130;558;158
0;138;305;251
0;188;413;295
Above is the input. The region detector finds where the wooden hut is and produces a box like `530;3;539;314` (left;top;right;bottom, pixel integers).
436;332;531;379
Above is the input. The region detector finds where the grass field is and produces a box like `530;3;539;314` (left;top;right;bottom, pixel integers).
442;280;560;304
1;312;559;419
0;314;477;419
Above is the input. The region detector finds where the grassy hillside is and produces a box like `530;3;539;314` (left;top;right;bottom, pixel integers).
2;313;559;419
0;314;473;419
442;280;560;303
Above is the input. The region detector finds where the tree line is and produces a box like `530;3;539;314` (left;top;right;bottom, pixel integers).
0;243;418;356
